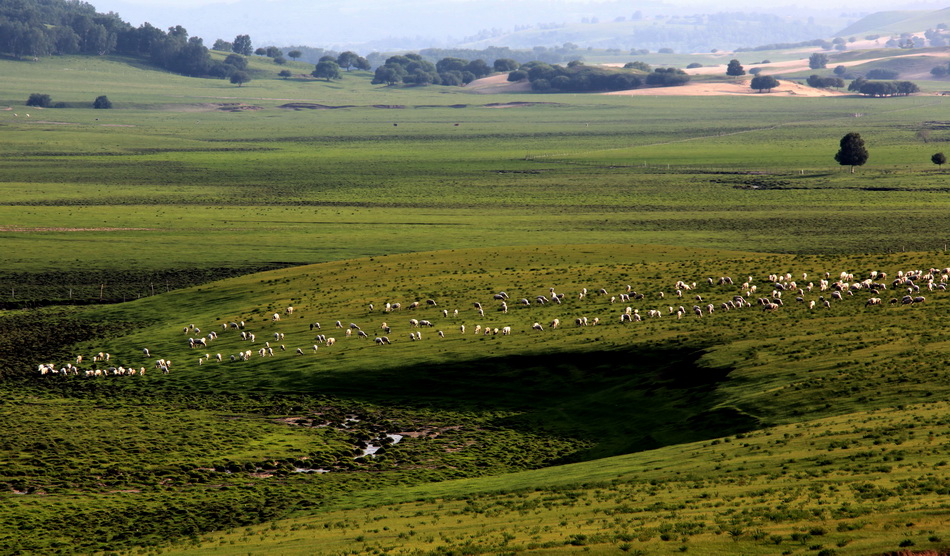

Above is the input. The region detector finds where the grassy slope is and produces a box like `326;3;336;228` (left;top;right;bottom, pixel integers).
2;52;950;554
838;8;950;36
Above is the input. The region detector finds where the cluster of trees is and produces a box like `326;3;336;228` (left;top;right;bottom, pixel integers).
750;75;780;92
508;62;688;93
25;93;112;108
930;61;950;78
848;79;919;97
309;52;371;82
807;74;845;89
508;61;646;92
0;0;254;81
371;54;494;86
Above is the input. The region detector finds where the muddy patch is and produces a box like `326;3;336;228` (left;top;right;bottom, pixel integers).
484;101;561;108
217;103;262;112
278;102;354;110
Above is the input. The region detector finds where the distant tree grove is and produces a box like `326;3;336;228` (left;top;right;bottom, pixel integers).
0;0;256;81
505;61;687;93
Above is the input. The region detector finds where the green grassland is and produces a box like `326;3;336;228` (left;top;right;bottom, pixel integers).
3;53;950;555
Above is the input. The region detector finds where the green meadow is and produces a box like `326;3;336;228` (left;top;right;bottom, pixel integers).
2;54;950;555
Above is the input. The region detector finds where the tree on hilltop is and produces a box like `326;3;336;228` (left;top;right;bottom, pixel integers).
337;51;370;71
232;34;252;56
834;132;868;173
287;50;301;61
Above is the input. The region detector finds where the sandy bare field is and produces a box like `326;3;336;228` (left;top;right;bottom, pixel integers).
603;79;848;97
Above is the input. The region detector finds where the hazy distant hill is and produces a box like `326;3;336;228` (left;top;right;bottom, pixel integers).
838;8;950;36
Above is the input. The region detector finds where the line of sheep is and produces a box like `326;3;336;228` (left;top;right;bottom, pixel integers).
36;265;949;376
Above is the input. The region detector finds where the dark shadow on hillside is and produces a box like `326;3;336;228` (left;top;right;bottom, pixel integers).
278;342;759;461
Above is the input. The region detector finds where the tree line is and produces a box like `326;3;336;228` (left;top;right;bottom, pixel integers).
507;61;688;93
0;0;248;80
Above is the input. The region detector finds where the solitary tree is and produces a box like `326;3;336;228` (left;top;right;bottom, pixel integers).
726;59;745;78
750;74;779;92
932;152;947;166
26;93;52;107
229;71;250;87
312;60;341;81
232;34;252;56
278;69;292;79
288;49;302;61
809;53;829;69
92;95;112;109
834;132;869;173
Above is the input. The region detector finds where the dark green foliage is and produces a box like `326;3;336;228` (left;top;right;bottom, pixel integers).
278;69;292;79
287;49;301;60
624;61;651;72
223;53;247;71
806;75;845;89
855;81;919;97
26;93;51;107
750;74;779;92
726;59;745;77
809;53;829;69
493;58;519;72
337;51;370;71
514;61;647;92
312;60;341;81
931;152;946;166
229;71;250;87
645;67;690;86
92;95;112;109
231;34;252;56
834;132;869;172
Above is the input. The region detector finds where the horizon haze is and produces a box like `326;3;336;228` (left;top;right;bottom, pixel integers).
82;0;950;53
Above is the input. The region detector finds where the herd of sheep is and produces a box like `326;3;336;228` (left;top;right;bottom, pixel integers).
35;264;948;378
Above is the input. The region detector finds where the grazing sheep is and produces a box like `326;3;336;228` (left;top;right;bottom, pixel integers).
551;318;560;329
285;306;294;315
272;313;281;321
296;348;304;355
460;324;465;334
143;348;150;358
532;322;544;331
502;326;512;335
438;330;445;338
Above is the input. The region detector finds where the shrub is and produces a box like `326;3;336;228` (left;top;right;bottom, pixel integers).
93;95;112;109
26;93;52;107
